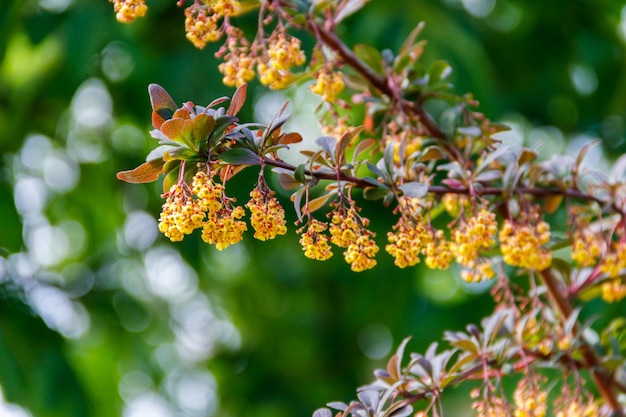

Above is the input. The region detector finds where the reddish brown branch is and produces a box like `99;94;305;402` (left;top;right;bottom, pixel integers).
540;269;623;415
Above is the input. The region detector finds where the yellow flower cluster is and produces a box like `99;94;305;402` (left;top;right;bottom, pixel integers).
599;240;626;278
601;279;626;303
571;228;602;267
442;193;468;217
246;189;287;241
329;208;378;271
201;206;247;250
513;379;547;417
184;4;222;49
257;34;305;90
158;185;202;242
423;230;454;270
219;53;255;87
451;209;497;282
499;218;551;271
310;69;345;103
268;34;306;71
386;215;431;268
298;219;333;261
211;0;241;16
109;0;147;23
158;171;248;251
471;391;508;417
554;392;600;417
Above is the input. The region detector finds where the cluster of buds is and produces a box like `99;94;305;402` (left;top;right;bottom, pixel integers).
499;214;552;271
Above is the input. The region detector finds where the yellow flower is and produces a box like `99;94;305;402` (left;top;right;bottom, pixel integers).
298;219;333;261
601;279;626;303
109;0;147;23
310;68;345;103
246;189;288;241
386;214;432;268
571;228;602;267
267;34;305;71
184;4;222;49
201;206;247;250
424;230;453;270
499;218;551;271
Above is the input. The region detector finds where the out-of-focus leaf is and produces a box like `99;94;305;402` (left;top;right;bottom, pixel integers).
419;146;444;162
544;194;563;214
227;83;247;116
398;182;428;198
116;159;165;183
307;192;334;214
316;136;337;159
354;44;383;75
363;184;391;201
334;0;368;23
278;173;301;190
518;148;537;165
474;170;502;183
278;132;303;145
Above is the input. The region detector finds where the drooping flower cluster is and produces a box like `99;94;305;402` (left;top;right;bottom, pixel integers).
571;227;603;267
217;29;256;87
499;216;552;271
310;68;345;103
386;212;431;268
184;0;242;49
512;377;547;417
329;206;378;272
109;0;147;23
246;189;288;241
158;170;247;251
298;219;333;261
599;240;626;278
257;33;306;89
423;229;454;270
451;208;497;282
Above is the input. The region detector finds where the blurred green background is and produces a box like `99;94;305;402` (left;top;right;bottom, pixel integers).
1;0;625;416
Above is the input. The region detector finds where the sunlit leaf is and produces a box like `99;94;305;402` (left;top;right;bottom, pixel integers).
148;84;177;127
160;118;194;149
192;113;215;146
116;159;165;183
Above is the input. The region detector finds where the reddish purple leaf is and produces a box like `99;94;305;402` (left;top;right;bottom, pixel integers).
227;84;247;116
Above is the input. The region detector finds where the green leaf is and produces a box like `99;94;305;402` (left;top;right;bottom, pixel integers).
294;164;307;184
428;60;452;87
354;44;383;75
160;118;195;149
219;148;261;165
192;114;215;147
398;182;429;198
363;184;391;200
116;159;165;183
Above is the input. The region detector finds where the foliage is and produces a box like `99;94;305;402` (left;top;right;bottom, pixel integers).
2;0;626;417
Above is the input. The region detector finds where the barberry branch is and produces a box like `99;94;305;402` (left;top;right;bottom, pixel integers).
540;268;624;416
